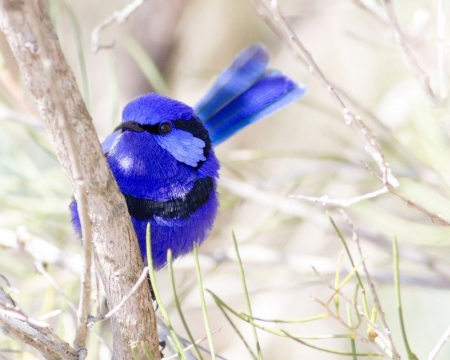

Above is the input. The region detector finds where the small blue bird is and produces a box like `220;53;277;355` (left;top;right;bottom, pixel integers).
71;44;306;269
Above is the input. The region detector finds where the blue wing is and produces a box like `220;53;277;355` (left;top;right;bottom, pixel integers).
195;44;306;146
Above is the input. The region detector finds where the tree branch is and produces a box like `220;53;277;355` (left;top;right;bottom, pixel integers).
0;0;159;358
0;286;77;360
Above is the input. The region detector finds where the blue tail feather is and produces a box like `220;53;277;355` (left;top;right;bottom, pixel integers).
194;44;269;121
205;71;306;146
195;45;306;147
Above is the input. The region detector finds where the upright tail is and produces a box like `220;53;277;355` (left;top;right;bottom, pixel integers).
194;44;307;146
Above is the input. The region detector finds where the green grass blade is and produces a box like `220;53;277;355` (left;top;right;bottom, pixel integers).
232;232;263;359
347;303;357;360
193;243;216;360
167;248;203;360
393;237;418;360
327;213;371;323
140;341;154;360
217;303;258;360
282;330;382;357
124;37;168;95
107;54;120;126
208;290;352;340
131;344;141;360
250;313;328;324
146;223;186;360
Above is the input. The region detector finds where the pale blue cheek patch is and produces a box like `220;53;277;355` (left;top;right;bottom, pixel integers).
155;129;206;167
101;131;122;154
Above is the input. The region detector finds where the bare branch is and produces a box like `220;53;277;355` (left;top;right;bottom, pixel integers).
427;323;450;360
0;1;159;358
381;0;439;107
250;0;450;227
91;0;148;53
290;187;389;207
0;287;78;360
392;192;450;226
251;0;398;190
88;267;149;326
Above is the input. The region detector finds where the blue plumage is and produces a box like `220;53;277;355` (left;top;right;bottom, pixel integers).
71;44;306;269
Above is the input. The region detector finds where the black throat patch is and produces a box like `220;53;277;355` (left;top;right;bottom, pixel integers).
124;177;214;220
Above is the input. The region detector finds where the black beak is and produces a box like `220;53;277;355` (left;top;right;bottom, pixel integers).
114;121;144;133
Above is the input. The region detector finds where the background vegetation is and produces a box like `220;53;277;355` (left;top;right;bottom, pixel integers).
1;0;450;359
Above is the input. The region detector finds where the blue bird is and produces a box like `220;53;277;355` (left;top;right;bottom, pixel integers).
70;44;306;269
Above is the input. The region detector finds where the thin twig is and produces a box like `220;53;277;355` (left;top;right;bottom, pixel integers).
0;308;49;329
290;187;388;207
427;324;450;360
163;327;223;360
392;191;450;226
340;210;401;359
91;0;148;53
88;267;149;326
0;275;10;288
309;277;392;359
251;0;450;227
251;0;398;190
39;309;63;321
217;304;258;360
34;261;78;314
381;0;439;107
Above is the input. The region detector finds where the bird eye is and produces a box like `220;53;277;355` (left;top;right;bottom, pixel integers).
159;122;172;135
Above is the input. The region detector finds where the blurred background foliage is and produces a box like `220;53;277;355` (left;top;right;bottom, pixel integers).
1;0;450;359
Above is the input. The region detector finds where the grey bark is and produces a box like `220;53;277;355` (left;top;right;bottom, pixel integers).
0;0;159;358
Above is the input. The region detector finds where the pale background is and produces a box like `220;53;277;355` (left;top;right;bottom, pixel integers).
1;0;450;359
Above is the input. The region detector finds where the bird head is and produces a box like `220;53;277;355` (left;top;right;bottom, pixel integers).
103;93;212;169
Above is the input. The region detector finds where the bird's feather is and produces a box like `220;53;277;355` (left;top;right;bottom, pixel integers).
101;131;122;154
155;129;206;167
203;71;307;146
194;44;269;121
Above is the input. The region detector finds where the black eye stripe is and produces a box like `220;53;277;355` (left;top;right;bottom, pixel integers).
116;121;170;135
140;123;164;134
115;118;212;170
114;121;145;133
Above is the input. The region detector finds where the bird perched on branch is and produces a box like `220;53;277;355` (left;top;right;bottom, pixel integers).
70;44;306;269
